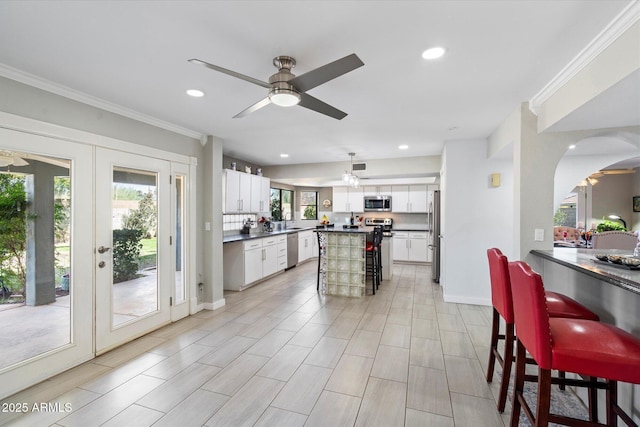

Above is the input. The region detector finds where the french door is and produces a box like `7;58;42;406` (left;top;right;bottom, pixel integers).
95;147;172;354
0;128;93;398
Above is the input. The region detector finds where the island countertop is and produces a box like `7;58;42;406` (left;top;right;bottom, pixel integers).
314;226;375;234
530;248;640;295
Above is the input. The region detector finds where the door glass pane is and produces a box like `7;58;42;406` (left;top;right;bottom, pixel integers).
0;151;71;369
175;175;185;304
112;167;158;327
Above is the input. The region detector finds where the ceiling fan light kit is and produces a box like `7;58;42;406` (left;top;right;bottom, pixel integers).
189;53;364;119
269;88;301;107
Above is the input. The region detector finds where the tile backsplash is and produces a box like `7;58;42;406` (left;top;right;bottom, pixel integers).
223;214;258;232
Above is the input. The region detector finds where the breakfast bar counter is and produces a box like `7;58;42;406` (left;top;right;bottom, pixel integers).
528;248;640;423
530;248;640;295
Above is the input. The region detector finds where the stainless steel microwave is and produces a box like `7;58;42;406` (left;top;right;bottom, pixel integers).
364;195;391;212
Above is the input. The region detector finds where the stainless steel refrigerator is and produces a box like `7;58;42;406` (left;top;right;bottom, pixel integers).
429;190;441;283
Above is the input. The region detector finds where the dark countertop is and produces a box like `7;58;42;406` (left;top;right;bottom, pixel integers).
314;226;375;234
223;227;314;244
530;248;640;295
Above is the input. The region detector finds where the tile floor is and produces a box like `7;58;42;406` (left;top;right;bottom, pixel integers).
0;261;584;426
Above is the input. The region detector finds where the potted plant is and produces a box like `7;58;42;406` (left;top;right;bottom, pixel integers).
596;219;626;232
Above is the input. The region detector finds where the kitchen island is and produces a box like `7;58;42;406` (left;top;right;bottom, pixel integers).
315;226;374;297
529;248;640;424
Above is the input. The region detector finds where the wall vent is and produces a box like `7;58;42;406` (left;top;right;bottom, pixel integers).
352;163;367;171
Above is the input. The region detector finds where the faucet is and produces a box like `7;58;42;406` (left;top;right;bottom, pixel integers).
284;213;291;229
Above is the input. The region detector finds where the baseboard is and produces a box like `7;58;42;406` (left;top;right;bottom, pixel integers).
443;294;491;306
208;298;226;311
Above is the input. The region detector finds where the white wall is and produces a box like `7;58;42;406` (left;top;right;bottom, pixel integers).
441;139;513;305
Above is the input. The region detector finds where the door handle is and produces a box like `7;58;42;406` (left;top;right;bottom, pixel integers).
98;246;111;254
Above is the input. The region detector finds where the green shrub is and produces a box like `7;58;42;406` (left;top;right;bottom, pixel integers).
113;228;143;283
596;220;626;232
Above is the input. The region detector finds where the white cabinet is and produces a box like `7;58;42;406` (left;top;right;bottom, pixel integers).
224;169;252;213
243;240;263;285
250;175;271;213
363;185;391;196
224;235;282;290
392;231;428;262
277;235;288;271
391;185;428;213
332;186;364;212
261;236;278;277
298;230;315;263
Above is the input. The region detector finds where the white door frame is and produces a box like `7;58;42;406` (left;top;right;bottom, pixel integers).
0;127;94;399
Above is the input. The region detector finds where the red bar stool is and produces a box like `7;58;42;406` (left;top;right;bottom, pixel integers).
486;248;600;413
508;261;640;427
365;226;382;294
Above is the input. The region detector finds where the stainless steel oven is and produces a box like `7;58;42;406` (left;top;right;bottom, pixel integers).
364;195;391;212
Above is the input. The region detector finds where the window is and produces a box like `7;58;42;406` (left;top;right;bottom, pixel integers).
270;188;293;221
300;191;317;220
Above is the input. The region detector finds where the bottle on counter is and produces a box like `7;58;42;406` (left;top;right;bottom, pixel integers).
350;212;354;225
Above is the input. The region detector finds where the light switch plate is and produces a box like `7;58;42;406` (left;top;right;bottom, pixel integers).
534;229;544;241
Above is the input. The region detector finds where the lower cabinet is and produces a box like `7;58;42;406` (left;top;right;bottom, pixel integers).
224;235;281;291
277;235;288;271
298;230;317;263
392;231;428;262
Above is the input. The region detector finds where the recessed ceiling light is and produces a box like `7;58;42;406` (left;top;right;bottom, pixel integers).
568;144;576;149
398;145;409;150
186;89;205;97
422;47;446;60
280;153;289;158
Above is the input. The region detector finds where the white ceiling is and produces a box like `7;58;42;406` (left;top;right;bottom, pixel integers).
0;1;636;166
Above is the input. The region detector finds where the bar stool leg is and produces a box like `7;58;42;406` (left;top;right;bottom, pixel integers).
606;380;616;427
536;368;552;426
497;322;514;413
588;376;598;422
510;340;527;427
486;308;500;383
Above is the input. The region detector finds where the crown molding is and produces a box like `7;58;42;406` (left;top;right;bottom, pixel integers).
0;63;205;141
529;1;640;115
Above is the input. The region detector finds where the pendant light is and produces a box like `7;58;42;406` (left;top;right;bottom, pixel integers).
342;152;360;188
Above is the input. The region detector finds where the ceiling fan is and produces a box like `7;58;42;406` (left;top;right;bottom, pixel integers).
188;53;364;120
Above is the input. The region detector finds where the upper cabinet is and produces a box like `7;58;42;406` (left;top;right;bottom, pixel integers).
332;186;364;212
391;184;428;213
250;174;271;213
363;185;391;196
224;169;270;214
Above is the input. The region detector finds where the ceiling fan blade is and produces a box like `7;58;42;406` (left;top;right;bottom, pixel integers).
289;53;364;92
233;97;272;118
298;93;347;120
188;58;270;88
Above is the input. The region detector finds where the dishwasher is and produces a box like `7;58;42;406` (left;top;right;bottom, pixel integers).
286;232;298;269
